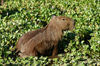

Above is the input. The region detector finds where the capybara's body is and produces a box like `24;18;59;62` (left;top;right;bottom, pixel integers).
16;16;75;58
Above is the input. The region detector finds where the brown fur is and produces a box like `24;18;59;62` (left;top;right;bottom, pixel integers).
0;0;4;5
16;16;75;58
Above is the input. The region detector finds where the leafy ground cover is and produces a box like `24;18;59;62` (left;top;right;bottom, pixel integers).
0;0;100;66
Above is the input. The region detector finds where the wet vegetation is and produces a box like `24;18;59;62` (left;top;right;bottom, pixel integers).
0;0;100;66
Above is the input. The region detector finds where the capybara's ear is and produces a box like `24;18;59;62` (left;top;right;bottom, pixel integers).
52;15;56;18
52;15;57;22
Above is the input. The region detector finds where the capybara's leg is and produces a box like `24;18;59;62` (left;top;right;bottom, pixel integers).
32;49;38;56
18;53;30;58
18;49;38;58
52;47;58;56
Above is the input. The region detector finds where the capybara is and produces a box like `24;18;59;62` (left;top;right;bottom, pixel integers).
16;16;75;58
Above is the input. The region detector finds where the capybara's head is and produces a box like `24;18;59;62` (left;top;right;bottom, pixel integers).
52;16;75;31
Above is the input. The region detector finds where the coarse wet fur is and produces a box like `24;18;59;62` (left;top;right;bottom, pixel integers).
15;16;75;58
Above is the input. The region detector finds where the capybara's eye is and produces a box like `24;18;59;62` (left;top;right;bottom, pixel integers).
62;18;66;21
